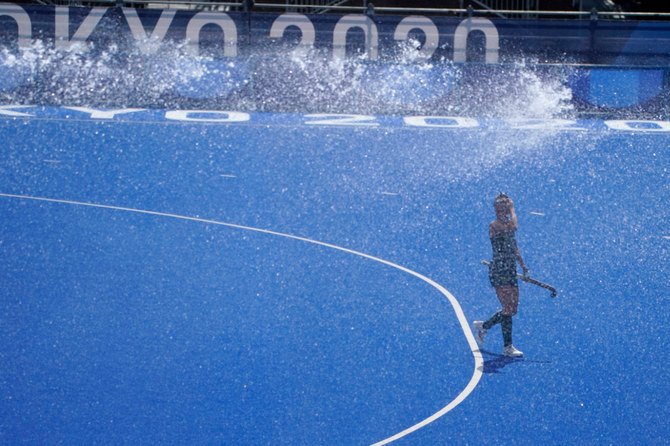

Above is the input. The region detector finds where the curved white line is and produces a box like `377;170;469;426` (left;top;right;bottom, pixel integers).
0;192;483;444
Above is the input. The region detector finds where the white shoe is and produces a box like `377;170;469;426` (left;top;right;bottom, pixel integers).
472;321;486;348
504;345;524;358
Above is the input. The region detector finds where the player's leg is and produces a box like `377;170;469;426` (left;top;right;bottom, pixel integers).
498;286;523;357
474;266;507;347
473;309;503;348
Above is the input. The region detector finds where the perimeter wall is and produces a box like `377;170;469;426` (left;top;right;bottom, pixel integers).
1;3;669;117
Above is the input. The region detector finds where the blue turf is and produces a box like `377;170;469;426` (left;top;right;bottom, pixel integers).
1;111;669;444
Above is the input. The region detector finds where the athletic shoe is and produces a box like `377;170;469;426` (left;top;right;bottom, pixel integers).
472;321;486;348
504;345;524;358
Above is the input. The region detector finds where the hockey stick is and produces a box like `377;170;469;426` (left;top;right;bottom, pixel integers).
481;259;557;298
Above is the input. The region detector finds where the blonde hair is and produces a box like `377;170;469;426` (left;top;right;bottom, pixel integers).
494;192;510;206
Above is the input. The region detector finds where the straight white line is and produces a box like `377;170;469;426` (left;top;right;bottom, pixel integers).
0;192;483;445
529;211;546;216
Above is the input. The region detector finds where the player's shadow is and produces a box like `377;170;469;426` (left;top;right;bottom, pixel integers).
478;349;550;374
479;350;523;374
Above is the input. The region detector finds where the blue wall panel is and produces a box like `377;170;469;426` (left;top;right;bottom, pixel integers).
0;3;669;116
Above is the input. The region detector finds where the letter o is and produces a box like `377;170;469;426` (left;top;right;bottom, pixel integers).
605;120;670;132
404;116;479;128
0;3;32;49
165;110;250;123
453;18;499;64
186;12;238;57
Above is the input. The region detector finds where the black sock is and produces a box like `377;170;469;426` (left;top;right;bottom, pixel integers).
483;311;503;330
502;315;513;347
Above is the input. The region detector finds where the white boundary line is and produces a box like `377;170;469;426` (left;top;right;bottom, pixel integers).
0;192;483;445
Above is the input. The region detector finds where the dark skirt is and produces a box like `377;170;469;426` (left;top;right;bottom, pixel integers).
488;259;518;287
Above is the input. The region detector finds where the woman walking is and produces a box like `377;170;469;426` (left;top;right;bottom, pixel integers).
473;193;528;357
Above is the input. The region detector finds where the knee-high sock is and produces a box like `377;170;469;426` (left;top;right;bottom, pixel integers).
501;315;513;347
483;311;503;330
